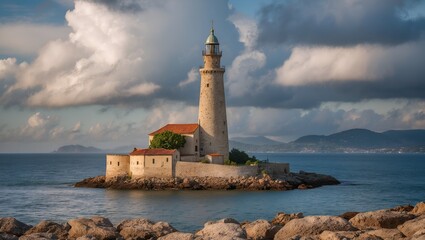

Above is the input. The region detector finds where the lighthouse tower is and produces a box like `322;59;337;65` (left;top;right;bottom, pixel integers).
198;26;229;160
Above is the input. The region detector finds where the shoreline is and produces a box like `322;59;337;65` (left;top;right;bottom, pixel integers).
1;202;424;239
74;171;340;191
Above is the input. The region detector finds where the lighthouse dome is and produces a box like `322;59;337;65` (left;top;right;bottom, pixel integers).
205;28;219;45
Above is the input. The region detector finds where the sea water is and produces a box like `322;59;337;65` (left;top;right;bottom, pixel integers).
0;153;424;231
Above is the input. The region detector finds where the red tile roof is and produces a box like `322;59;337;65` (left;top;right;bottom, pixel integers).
208;153;223;157
149;123;199;136
130;148;177;156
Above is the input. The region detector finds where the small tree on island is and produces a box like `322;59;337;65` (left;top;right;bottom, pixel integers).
149;131;186;150
227;148;258;165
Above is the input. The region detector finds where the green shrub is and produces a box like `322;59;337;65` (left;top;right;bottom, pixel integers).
149;130;186;149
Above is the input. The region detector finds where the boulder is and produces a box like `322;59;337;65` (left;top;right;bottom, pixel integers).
18;232;55;240
205;218;240;226
75;236;97;240
359;228;405;240
271;212;303;226
274;216;355;239
412;202;425;215
242;219;280;240
319;230;362;240
0;218;31;237
24;220;68;239
117;218;176;239
196;222;246;240
391;205;414;213
0;233;18;240
339;212;359;221
67;217;120;240
349;209;415;230
397;215;425;237
157;232;196;240
412;229;425;240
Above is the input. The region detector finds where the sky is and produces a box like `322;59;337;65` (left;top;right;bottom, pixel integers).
1;0;425;153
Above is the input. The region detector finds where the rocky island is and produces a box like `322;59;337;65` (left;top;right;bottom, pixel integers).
1;202;424;239
74;171;340;191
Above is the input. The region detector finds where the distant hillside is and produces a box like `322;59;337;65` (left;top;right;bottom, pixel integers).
230;136;282;146
54;145;103;153
55;129;425;154
231;129;425;153
54;144;141;153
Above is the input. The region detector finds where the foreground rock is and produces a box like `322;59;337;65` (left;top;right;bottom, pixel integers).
1;201;425;240
349;209;415;230
0;217;31;237
75;171;339;191
274;216;356;239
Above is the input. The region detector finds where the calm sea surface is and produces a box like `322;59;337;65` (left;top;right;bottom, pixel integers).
0;153;424;231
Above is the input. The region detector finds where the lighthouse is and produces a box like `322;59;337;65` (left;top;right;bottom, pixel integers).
198;26;229;160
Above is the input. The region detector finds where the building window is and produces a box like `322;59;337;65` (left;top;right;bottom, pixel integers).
195;146;198;152
110;161;112;165
210;142;212;146
118;162;120;166
224;121;226;125
222;131;225;134
206;83;209;87
153;159;155;164
137;161;139;165
166;158;169;162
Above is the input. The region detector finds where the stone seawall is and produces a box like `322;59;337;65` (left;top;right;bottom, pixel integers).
175;161;258;178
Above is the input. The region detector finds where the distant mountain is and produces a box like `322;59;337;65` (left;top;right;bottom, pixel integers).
54;145;103;153
231;136;282;146
292;129;425;149
55;129;425;154
231;129;425;153
54;144;142;153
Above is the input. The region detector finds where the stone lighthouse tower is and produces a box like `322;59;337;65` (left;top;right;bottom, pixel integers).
198;26;229;160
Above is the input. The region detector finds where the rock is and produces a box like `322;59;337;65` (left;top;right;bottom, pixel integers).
205;218;240;226
75;236;97;240
24;220;68;239
390;205;414;213
274;216;356;239
157;232;196;240
339;212;359;221
67;217;120;240
0;233;18;240
242;219;280;240
271;212;304;226
412;229;425;240
397;215;425;237
359;228;405;240
18;232;55;240
117;218;176;239
349;209;415;230
0;218;31;237
412;202;425;215
196;222;246;240
319;230;362;240
298;184;309;190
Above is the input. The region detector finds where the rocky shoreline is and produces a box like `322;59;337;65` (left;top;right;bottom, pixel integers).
74;171;340;191
1;202;425;239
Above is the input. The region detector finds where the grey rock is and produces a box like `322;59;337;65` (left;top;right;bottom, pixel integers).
0;218;31;237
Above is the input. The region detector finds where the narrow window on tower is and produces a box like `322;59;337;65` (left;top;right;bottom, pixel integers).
195;146;198;152
206;83;209;87
118;162;120;166
153;159;155;164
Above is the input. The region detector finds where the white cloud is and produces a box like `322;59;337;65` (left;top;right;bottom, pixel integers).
275;41;425;86
227;13;267;97
179;68;199;87
0;23;70;56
